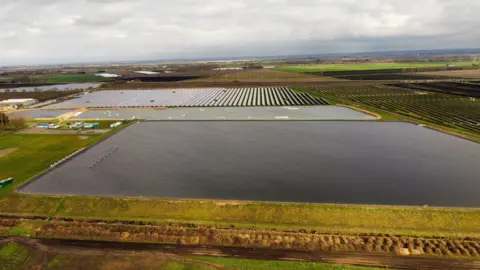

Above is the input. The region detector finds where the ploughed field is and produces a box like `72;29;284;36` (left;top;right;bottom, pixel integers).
46;88;327;108
309;85;480;135
20;121;480;207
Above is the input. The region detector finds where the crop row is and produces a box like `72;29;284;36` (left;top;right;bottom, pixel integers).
310;85;480;135
388;82;480;98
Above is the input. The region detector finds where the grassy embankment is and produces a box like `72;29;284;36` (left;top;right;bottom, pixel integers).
276;62;475;73
2;193;480;238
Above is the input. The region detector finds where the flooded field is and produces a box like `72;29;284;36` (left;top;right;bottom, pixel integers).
8;109;74;119
20;121;480;207
0;83;100;92
72;107;375;121
46;88;327;108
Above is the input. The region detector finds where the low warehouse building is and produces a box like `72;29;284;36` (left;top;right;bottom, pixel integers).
0;98;38;108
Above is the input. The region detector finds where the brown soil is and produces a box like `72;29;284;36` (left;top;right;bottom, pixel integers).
0;237;223;270
189;69;339;83
0;148;17;158
418;70;480;78
1;236;480;270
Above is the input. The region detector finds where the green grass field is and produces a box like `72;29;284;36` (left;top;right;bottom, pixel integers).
192;257;379;270
276;62;475;73
0;242;31;269
0;134;103;196
32;74;110;83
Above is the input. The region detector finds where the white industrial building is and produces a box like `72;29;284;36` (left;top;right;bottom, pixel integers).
95;73;120;78
0;98;38;107
134;71;160;75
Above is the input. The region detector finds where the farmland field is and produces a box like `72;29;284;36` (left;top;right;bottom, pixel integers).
32;74;111;83
388;81;480;98
308;85;480;137
417;69;480;78
0;240;385;270
190;69;337;82
276;62;475;72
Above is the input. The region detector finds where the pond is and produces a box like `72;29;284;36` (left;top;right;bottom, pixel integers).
20;121;480;207
71;107;375;121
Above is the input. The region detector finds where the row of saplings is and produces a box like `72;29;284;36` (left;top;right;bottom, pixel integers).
36;221;480;257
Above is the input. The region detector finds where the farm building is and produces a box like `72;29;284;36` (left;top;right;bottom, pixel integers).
95;73;120;78
213;67;244;71
0;98;38;107
134;71;160;75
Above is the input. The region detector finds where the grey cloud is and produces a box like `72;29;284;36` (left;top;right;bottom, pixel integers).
0;0;479;65
74;16;124;26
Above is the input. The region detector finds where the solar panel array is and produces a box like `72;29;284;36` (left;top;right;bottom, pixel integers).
187;88;328;107
47;87;328;108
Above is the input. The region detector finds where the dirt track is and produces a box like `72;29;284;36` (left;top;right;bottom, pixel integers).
2;237;480;269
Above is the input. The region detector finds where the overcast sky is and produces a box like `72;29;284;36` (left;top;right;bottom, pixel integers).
1;0;479;65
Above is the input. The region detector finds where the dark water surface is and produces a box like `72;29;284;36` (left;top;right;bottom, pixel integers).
20;121;480;207
71;107;375;120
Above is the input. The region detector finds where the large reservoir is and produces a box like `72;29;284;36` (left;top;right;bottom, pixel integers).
20;121;480;207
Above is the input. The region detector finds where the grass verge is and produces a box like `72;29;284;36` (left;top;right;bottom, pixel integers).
192;256;380;270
